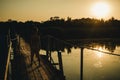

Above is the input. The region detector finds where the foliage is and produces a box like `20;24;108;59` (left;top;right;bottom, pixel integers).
1;17;120;52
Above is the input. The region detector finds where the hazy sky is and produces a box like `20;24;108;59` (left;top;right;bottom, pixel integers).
0;0;120;21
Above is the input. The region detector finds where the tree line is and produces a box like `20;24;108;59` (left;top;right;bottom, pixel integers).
0;17;120;52
1;17;120;39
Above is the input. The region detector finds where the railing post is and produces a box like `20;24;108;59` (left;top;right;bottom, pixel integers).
57;51;64;76
46;36;50;59
18;35;20;55
80;47;84;80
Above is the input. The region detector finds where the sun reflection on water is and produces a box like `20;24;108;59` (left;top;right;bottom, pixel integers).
93;47;104;68
94;61;103;68
95;47;104;58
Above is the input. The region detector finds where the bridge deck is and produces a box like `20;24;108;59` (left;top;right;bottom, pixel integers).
13;38;65;80
16;38;51;80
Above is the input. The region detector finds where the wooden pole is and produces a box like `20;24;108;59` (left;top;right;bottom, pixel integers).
57;51;64;75
46;36;50;59
80;47;84;80
18;35;20;54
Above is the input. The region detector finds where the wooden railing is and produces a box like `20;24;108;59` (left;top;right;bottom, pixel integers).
4;42;12;80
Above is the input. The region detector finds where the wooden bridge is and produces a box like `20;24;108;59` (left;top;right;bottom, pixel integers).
1;30;120;80
1;34;66;80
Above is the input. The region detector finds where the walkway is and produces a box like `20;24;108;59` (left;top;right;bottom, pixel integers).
18;38;51;80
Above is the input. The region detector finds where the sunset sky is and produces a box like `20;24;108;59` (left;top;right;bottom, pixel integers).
0;0;120;22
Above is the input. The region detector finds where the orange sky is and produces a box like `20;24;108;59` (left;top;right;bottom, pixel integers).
0;0;120;22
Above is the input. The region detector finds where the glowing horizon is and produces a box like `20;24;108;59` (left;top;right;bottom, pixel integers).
0;0;120;22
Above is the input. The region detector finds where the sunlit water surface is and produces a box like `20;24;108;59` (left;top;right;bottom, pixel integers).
41;46;120;80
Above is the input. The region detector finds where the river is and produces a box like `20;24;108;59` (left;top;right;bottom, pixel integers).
48;43;120;80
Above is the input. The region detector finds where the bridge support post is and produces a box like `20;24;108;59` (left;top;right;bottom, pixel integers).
80;47;84;80
57;51;64;77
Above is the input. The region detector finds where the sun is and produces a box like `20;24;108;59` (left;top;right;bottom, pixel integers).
91;2;110;19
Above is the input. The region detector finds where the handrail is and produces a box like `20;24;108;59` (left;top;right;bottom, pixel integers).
85;46;120;56
42;35;73;46
4;42;12;80
42;35;120;57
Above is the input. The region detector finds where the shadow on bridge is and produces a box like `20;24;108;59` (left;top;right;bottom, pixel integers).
3;34;66;80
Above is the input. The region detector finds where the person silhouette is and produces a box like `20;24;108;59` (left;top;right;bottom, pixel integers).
30;27;41;66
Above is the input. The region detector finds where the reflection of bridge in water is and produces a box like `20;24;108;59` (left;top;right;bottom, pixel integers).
1;32;120;80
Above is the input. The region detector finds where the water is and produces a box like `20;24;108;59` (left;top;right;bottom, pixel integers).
50;45;120;80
